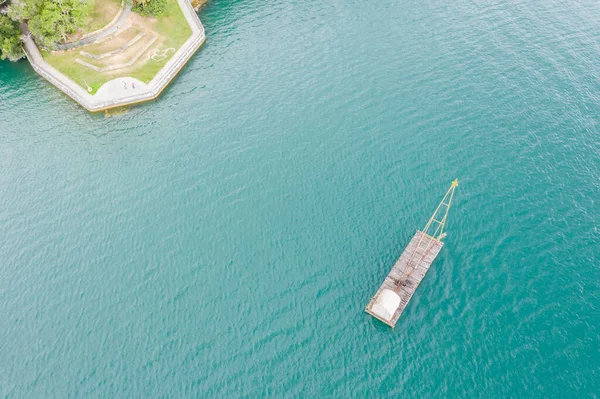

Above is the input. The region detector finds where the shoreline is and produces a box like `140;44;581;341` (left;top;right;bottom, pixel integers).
191;0;209;11
22;0;206;112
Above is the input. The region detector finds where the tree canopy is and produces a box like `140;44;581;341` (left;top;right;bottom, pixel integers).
9;0;94;46
29;0;93;46
0;15;23;61
1;0;93;51
133;0;167;17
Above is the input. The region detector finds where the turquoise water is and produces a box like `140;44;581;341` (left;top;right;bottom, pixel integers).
1;0;599;396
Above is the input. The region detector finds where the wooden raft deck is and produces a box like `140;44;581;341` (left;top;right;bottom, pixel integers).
365;230;444;328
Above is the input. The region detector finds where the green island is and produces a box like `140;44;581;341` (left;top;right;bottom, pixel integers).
43;0;192;94
0;0;206;109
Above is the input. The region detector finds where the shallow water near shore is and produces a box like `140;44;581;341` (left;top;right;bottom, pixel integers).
0;0;599;396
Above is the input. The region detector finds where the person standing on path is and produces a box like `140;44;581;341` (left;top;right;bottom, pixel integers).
132;82;135;89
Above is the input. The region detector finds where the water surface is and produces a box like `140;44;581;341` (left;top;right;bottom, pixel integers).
0;0;598;396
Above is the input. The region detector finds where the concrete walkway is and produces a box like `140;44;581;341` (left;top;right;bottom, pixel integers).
22;0;206;112
95;77;148;101
55;5;132;51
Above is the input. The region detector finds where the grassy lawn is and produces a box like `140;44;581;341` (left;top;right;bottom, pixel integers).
43;0;192;94
64;0;123;41
131;3;193;83
81;26;144;55
86;0;123;33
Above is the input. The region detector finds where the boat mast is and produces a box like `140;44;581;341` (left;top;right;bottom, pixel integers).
422;178;459;241
393;179;459;292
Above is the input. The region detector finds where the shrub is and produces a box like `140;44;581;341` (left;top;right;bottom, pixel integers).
133;0;168;17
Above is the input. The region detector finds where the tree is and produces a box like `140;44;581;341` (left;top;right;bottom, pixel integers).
7;0;45;22
0;15;23;61
27;0;93;46
133;0;167;17
1;0;95;61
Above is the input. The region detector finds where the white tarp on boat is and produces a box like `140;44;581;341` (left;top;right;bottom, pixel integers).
370;289;401;321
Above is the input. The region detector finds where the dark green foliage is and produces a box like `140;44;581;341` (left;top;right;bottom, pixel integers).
27;0;94;46
5;0;93;50
133;0;168;17
0;15;23;61
8;0;46;23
